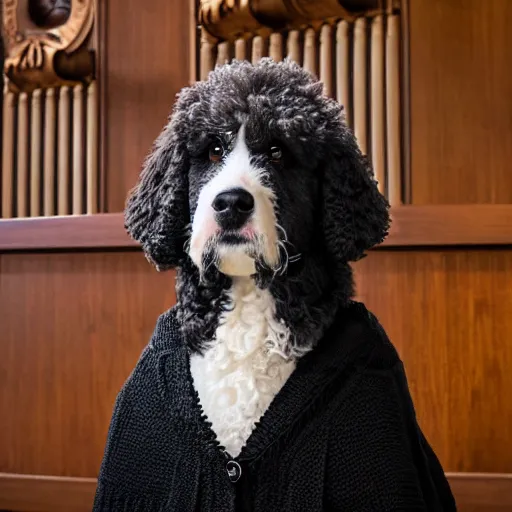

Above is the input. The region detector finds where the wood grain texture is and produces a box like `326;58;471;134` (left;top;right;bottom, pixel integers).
446;473;512;511
400;0;412;204
43;89;56;217
72;85;85;215
57;87;71;216
105;0;192;212
1;472;510;512
16;93;29;218
86;82;99;214
0;252;176;476
335;21;351;127
2;91;15;218
385;14;402;206
0;214;137;251
353;17;368;155
381;204;512;247
409;0;512;204
30;90;43;217
355;249;512;473
97;0;108;213
0;473;96;512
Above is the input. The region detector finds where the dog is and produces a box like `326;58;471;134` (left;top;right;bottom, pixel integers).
125;58;389;458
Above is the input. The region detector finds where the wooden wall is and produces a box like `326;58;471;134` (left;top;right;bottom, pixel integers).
1;0;512;510
409;0;512;204
104;0;193;211
0;252;175;478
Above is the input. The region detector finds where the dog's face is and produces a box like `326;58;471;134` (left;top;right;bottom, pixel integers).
187;120;319;278
125;59;389;286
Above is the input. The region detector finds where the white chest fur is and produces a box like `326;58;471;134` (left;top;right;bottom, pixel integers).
189;278;297;457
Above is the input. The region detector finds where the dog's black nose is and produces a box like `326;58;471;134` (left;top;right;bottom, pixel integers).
212;188;254;229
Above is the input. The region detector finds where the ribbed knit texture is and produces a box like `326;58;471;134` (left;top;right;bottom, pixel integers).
93;301;456;511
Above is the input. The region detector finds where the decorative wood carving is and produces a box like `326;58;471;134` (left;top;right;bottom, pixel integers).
199;0;382;41
3;0;95;92
200;0;262;41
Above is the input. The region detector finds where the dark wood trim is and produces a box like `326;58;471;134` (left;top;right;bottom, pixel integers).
381;204;512;247
0;213;137;251
400;0;412;204
446;472;512;510
0;472;510;511
0;473;97;512
1;205;512;252
97;0;108;213
190;0;199;83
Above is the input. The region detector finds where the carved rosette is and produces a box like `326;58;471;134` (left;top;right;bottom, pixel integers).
3;0;95;92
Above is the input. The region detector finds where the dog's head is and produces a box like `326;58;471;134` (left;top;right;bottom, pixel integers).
125;59;389;287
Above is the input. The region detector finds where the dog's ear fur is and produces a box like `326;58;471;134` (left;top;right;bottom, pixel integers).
125;99;192;270
322;124;390;266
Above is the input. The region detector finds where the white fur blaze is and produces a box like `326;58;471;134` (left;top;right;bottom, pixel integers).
189;125;279;276
189;277;296;457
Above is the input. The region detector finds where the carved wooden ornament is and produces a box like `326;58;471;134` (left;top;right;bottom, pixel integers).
3;0;95;92
199;0;382;42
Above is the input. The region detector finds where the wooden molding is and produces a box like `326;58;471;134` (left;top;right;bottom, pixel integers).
381;204;512;247
1;205;512;252
0;213;137;251
199;0;381;42
3;0;95;92
0;473;97;512
0;472;510;511
446;472;512;510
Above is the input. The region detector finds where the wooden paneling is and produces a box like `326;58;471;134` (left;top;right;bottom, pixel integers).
0;252;175;477
381;205;512;247
447;473;512;512
0;214;136;251
409;0;512;204
105;0;192;212
0;473;96;512
355;249;512;473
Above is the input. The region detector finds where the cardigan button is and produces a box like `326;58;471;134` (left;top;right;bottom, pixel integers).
226;460;242;483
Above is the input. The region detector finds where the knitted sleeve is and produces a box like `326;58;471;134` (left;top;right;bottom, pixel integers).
93;345;183;511
93;346;159;510
324;365;438;511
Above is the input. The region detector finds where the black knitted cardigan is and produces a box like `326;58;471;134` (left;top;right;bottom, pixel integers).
93;301;456;511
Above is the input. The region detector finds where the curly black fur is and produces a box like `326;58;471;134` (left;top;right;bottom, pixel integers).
125;59;390;352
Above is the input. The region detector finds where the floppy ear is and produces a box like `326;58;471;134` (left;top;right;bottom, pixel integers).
322;127;390;266
125;106;190;271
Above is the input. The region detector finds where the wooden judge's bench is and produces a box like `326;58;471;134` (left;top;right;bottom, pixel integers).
1;0;512;510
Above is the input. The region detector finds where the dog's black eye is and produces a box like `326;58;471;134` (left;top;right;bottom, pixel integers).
209;142;224;162
270;146;282;162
